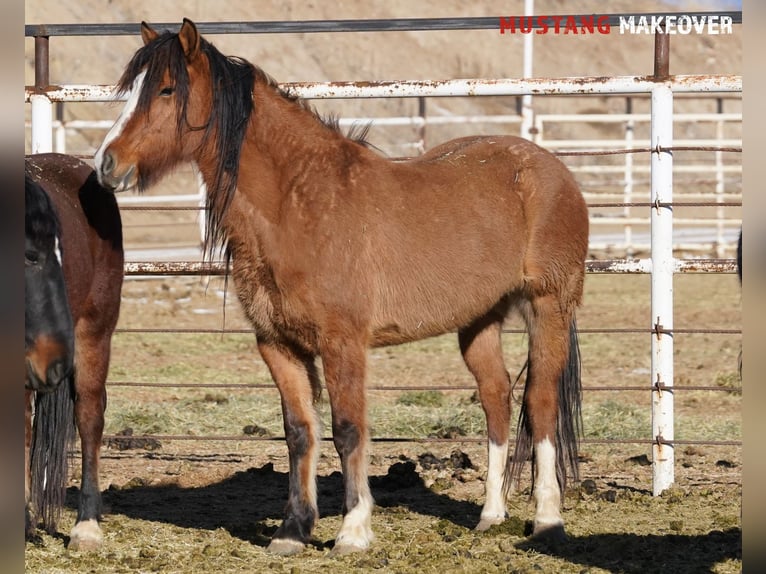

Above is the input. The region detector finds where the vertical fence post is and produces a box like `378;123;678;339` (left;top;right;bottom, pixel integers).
519;0;534;140
624;96;635;256
650;30;674;496
31;35;53;154
417;96;427;154
715;97;725;257
55;102;67;153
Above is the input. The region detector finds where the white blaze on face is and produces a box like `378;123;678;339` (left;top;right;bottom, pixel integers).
53;236;62;266
94;71;147;180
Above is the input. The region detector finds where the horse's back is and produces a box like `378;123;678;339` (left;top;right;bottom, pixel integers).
24;153;124;326
410;135;580;198
386;135;585;233
354;135;588;344
409;134;589;283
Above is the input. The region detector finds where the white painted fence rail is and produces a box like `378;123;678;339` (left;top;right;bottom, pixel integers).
25;84;742;256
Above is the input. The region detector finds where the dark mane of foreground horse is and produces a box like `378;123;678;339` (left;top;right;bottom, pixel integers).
25;153;124;551
96;19;589;556
111;25;372;259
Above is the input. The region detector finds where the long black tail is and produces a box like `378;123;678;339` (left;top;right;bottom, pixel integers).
30;376;77;534
508;318;583;496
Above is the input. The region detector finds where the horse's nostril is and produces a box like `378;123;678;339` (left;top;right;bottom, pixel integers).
102;151;114;175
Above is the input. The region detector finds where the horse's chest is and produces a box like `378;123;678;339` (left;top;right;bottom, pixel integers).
230;254;319;352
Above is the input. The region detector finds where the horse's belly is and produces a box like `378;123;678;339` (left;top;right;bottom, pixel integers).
368;266;523;347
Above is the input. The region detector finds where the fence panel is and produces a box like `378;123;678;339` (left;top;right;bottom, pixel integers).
25;16;742;495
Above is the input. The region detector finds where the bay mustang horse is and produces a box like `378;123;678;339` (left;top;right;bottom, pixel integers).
95;19;588;555
25;153;124;550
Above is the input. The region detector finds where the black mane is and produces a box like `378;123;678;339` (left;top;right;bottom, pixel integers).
118;31;254;257
118;28;372;258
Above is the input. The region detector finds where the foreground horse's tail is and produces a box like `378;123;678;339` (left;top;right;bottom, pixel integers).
30;377;77;534
507;318;583;496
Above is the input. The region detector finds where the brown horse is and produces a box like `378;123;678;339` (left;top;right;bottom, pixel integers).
95;19;588;555
25;153;124;550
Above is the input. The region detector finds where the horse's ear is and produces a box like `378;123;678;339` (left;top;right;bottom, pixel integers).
140;21;159;45
178;18;201;60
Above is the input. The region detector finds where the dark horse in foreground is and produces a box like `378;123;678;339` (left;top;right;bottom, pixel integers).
95;19;588;555
25;153;124;550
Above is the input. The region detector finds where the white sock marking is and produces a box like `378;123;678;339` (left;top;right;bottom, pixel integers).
534;437;563;527
481;440;509;523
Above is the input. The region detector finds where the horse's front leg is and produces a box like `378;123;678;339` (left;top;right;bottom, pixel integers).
258;341;322;556
25;389;35;540
321;336;374;555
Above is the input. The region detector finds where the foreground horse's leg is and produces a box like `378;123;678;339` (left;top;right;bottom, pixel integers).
458;316;512;531
24;389;34;540
259;341;322;556
68;333;109;551
321;337;374;555
523;294;574;541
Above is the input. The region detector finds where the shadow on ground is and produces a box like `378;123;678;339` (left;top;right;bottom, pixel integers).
517;528;741;574
69;458;481;546
66;459;740;572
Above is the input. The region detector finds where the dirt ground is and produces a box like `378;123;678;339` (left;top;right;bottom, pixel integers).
24;270;742;573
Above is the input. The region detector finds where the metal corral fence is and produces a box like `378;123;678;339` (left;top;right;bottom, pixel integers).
27;99;742;257
25;13;742;496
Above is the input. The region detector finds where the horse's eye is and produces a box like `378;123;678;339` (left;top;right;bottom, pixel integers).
25;250;39;266
159;86;175;96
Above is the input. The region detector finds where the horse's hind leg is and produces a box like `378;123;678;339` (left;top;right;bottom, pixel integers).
259;341;322;556
517;294;580;542
68;329;109;551
458;314;512;531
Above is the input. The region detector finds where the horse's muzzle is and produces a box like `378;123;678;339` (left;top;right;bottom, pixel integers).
96;150;136;192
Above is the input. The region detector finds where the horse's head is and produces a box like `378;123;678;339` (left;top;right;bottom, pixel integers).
25;175;74;393
95;18;214;192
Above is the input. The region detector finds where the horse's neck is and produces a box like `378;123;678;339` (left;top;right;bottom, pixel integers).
250;83;344;170
196;82;351;230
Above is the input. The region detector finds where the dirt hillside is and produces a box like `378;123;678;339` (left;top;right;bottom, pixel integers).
24;0;742;120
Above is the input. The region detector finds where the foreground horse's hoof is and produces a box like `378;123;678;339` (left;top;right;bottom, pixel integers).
531;521;567;544
267;538;305;556
68;519;103;552
25;513;42;545
25;530;44;546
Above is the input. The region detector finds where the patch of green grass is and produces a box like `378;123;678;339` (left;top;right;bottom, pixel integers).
110;332;272;386
396;390;444;407
583;399;650;440
106;388;285;437
677;415;741;442
369;396;486;439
